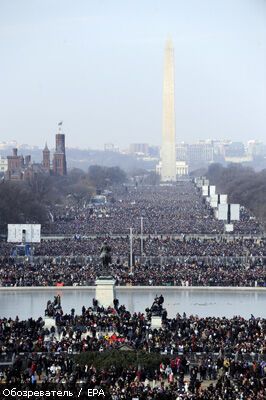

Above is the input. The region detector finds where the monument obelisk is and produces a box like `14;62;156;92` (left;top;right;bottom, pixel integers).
161;39;176;182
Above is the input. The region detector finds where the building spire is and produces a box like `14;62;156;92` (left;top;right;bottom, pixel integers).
44;142;49;151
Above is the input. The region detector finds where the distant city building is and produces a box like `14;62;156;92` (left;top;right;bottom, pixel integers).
156;160;188;177
176;161;189;176
24;155;31;166
104;143;119;152
129;143;149;156
6;148;24;180
224;155;252;163
23;162;48;180
0;156;8;173
175;141;214;166
176;143;187;161
187;142;214;164
53;124;67;176
6;148;47;181
224;142;245;158
148;145;160;158
42;143;51;172
247;140;266;158
5;123;67;180
211;140;230;159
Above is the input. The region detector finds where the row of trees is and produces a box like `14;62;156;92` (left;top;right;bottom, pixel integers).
0;165;127;233
207;163;266;227
88;165;127;188
0;181;47;232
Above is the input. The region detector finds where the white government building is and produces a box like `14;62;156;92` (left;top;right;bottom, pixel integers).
156;160;188;177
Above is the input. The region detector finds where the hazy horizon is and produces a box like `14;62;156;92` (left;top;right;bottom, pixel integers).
1;0;265;149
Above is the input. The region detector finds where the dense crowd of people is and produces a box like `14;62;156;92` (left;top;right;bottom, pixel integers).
0;180;264;289
1;237;265;258
0;180;265;398
0;258;265;287
41;182;263;235
0;299;265;399
1;354;266;399
1;235;265;287
1;298;266;355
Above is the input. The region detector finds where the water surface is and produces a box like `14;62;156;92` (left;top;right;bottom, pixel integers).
1;288;265;320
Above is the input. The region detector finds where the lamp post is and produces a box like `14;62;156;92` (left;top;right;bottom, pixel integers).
129;228;133;273
140;216;144;256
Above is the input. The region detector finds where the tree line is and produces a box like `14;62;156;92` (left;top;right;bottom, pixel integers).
0;165;127;233
207;163;266;228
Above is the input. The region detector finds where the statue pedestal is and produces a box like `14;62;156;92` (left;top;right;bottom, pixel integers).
95;277;116;308
151;316;162;330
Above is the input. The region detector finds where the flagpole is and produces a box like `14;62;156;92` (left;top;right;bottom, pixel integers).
130;228;133;273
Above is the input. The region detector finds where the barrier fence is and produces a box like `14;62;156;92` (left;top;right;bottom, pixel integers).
41;233;265;240
1;233;265;240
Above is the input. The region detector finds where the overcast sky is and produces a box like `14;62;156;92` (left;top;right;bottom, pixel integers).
0;0;265;149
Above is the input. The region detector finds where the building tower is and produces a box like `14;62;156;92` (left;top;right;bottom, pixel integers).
6;148;24;179
53;123;67;176
42;143;50;172
161;39;176;182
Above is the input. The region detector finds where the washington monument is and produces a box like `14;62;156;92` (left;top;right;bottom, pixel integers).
161;39;176;182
